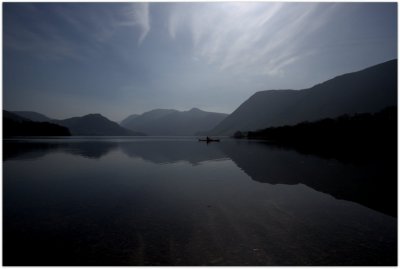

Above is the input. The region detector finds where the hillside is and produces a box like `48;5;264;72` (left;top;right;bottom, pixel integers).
121;108;228;136
12;111;53;122
246;106;397;161
120;114;140;126
211;59;397;135
3;110;71;137
55;114;144;136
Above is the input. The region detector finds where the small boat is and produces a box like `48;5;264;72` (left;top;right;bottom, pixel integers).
198;137;220;142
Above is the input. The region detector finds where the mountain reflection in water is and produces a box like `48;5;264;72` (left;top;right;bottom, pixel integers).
3;138;397;265
4;138;396;217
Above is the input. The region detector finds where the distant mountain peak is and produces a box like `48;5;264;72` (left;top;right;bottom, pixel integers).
188;107;202;112
55;113;143;136
121;108;228;135
120;114;140;125
146;108;178;113
84;113;102;117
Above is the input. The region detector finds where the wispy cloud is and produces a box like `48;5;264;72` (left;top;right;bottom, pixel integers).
166;3;338;76
116;2;151;45
5;15;86;61
4;3;152;62
124;3;151;45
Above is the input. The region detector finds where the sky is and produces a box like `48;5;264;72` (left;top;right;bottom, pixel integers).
3;2;397;122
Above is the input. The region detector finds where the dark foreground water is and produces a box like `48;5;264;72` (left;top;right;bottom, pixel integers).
3;137;397;265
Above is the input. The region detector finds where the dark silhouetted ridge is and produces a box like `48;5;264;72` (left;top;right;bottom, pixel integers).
3;110;71;137
246;106;397;162
12;111;53;122
212;59;397;135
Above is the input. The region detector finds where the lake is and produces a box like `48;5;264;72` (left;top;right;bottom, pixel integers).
3;137;397;265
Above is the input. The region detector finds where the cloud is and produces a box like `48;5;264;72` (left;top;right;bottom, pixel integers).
4;15;86;61
4;3;152;62
5;4;105;61
166;3;338;76
125;3;151;45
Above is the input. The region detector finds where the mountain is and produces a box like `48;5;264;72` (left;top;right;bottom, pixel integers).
120;114;140;126
211;59;397;135
4;110;28;122
10;111;145;136
3;110;71;137
55;114;144;136
12;111;53;122
245;107;397;166
121;109;178;128
121;108;228;136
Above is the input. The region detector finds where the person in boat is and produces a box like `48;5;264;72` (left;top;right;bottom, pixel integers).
199;136;219;142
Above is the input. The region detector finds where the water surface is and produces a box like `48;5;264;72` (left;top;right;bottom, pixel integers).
3;137;397;265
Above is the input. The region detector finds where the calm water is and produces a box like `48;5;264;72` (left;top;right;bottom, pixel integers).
3;137;397;265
